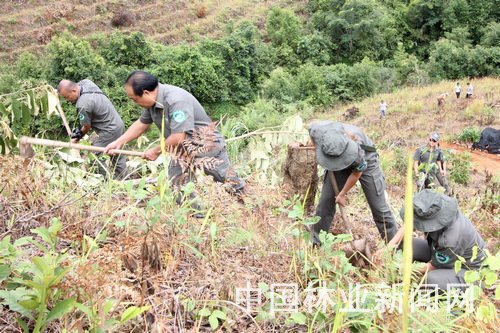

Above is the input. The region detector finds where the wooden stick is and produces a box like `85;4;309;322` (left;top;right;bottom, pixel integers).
20;136;144;157
328;171;353;236
56;104;72;137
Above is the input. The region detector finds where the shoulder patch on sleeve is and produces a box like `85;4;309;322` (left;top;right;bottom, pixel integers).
79;113;85;121
355;161;367;172
435;251;450;264
172;110;187;123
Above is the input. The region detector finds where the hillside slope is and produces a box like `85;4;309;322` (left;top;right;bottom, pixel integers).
0;0;299;62
0;78;499;332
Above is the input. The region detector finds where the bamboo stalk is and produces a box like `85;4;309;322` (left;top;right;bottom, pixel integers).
19;136;144;157
401;155;414;332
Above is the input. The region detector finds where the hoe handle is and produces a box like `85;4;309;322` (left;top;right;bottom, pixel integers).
20;136;145;157
328;171;353;236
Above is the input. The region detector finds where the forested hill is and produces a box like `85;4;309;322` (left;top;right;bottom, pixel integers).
0;0;498;142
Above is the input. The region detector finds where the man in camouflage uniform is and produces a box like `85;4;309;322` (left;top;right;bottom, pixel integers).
57;79;127;179
413;133;450;194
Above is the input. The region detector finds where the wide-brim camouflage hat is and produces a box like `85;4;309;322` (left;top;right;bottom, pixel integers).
400;189;458;232
308;120;359;171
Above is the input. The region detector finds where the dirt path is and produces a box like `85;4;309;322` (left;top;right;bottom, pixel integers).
441;142;500;175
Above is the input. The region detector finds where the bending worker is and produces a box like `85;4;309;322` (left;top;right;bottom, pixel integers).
57;79;127;179
398;190;486;290
104;71;244;209
308;120;398;245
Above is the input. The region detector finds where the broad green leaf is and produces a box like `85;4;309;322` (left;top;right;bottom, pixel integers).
495;285;500;300
454;260;462;273
40;94;48;116
120;305;149;323
46;297;76;322
198;307;211;317
290;312;307;325
0;264;10;281
208;313;220;330
210;222;217;238
11;99;22;122
47;90;60;116
211;309;226;320
103;299;116;315
475;304;495;323
31;226;53;246
464;270;480;283
75;302;93;318
18;299;39;310
28;91;39;115
0;288;34;319
32;257;50;275
21;103;31;127
484;272;497;287
258;282;269;292
48;218;62;235
485;253;500;271
14;236;33;247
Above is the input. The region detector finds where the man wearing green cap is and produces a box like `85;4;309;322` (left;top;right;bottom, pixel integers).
308;120;398;245
400;189;485;290
413;132;450;194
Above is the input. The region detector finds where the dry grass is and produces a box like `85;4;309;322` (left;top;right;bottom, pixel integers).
0;0;304;62
0;78;499;331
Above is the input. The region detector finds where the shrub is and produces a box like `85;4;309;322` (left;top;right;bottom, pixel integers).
93;32;153;68
448;151;472;185
295;63;331;105
296;32;332;65
16;52;47;81
480;21;500;47
266;7;302;49
46;32;106;83
479;106;495;126
261;67;299;104
215;22;266;103
463;100;484;120
456;127;481;143
149;45;228;104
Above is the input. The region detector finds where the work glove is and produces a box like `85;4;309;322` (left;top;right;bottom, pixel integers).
71;127;83;140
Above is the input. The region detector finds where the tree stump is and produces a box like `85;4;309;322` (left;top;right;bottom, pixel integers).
283;143;318;214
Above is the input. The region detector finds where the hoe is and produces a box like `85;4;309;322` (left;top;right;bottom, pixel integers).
19;136;144;159
328;172;373;268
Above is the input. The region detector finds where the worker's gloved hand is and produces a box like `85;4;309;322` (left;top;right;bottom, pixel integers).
71;127;83;140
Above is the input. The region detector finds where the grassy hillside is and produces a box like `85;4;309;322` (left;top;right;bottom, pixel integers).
0;78;498;332
0;0;302;62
